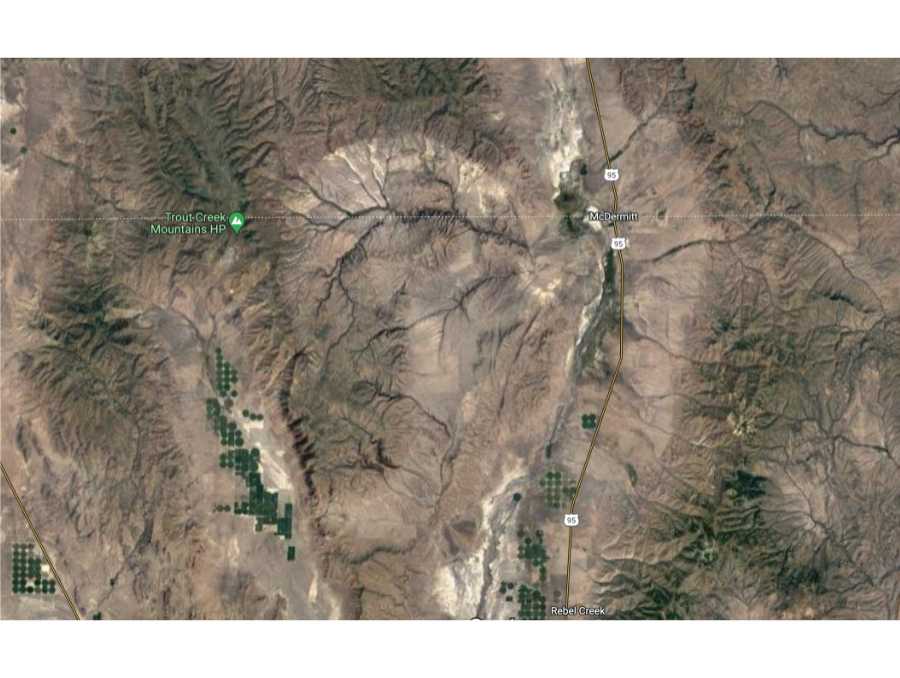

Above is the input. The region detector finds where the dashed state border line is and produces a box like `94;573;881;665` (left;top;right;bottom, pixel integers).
0;212;897;224
1;69;894;619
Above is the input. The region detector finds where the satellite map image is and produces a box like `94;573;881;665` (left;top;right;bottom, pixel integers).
1;57;899;622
